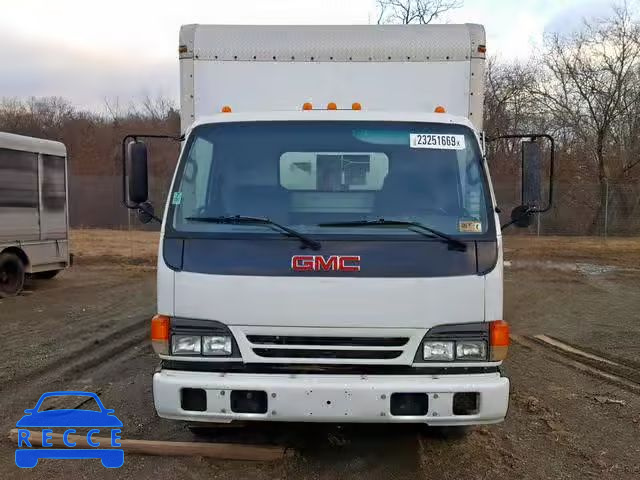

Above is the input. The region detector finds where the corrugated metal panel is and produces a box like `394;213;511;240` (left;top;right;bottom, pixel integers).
183;24;484;62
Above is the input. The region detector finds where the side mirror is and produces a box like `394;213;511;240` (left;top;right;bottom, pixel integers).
137;201;155;224
127;141;149;204
490;133;555;231
521;140;542;207
510;205;533;228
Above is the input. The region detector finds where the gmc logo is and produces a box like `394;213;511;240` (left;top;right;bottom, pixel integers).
291;255;361;272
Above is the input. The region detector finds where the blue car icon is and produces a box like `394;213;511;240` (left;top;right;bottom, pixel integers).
15;391;124;468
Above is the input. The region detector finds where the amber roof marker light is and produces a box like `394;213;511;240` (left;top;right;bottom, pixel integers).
434;106;446;113
352;102;362;110
302;102;313;111
327;102;338;110
221;105;232;113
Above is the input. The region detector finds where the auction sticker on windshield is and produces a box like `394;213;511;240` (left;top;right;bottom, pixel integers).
410;133;465;150
459;220;483;233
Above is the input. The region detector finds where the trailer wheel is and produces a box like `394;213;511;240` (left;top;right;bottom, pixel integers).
33;270;61;280
0;252;26;298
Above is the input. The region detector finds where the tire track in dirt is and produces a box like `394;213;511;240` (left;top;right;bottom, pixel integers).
2;303;150;345
511;334;640;395
0;301;154;385
0;317;148;396
2;273;152;340
0;266;156;392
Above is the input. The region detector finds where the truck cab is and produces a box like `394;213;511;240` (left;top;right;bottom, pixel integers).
123;24;541;430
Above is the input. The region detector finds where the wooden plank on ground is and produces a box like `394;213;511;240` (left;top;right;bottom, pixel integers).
8;429;289;461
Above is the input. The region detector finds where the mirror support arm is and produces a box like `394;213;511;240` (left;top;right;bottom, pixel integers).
137;202;162;224
500;205;534;230
121;133;183;223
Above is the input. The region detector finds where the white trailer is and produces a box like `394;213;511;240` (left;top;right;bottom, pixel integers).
0;132;70;297
124;24;552;434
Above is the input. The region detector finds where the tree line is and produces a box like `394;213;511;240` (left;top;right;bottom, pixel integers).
1;1;639;233
485;3;640;232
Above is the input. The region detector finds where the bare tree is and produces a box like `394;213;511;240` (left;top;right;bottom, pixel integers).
529;3;640;231
103;97;124;124
0;96;76;138
485;59;539;137
376;0;462;24
128;93;177;122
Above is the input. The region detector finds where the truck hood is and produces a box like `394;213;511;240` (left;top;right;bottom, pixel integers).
162;237;498;329
172;272;485;329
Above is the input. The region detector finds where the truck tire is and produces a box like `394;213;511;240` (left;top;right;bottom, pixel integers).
32;270;61;280
0;252;26;298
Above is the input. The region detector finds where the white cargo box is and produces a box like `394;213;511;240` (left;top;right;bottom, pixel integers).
179;24;486;132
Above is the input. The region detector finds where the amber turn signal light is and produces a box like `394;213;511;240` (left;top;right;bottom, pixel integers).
151;314;170;355
489;320;510;361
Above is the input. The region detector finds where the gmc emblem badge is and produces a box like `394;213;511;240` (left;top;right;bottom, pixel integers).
291;255;361;272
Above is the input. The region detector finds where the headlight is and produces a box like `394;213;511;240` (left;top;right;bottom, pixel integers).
202;335;233;356
456;341;487;360
418;322;507;363
172;335;201;355
423;341;455;361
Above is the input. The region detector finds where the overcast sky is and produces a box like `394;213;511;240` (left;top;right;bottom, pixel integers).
0;0;616;112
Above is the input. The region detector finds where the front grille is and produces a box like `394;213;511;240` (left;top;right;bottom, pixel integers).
252;348;403;359
247;335;410;361
247;335;409;347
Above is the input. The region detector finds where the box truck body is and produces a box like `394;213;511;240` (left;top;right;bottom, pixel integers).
0;132;70;297
178;24;486;132
141;24;511;428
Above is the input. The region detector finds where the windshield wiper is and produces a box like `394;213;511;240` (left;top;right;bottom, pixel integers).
185;215;321;250
318;218;467;251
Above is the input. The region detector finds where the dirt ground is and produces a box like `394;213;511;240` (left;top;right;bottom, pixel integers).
1;231;639;479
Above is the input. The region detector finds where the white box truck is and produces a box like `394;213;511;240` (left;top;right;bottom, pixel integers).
123;24;553;433
0;132;70;297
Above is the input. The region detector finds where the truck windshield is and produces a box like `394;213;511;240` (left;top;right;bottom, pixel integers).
170;121;493;238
